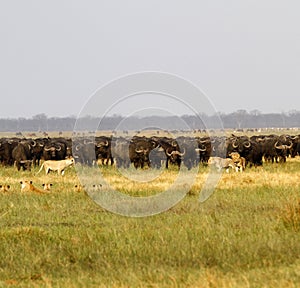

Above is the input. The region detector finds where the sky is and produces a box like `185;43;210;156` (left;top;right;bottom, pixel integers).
0;0;299;119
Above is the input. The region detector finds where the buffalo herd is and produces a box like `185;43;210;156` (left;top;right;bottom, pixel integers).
0;133;299;172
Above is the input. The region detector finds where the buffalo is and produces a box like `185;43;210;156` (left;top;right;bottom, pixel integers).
43;140;67;161
12;142;32;171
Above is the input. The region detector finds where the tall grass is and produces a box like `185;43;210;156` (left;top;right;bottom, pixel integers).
0;159;300;287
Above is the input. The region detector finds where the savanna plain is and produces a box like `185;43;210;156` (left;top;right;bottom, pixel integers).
1;143;300;287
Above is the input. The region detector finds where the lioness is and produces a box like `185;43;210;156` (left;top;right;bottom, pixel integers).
42;183;53;191
208;157;236;173
228;152;241;163
0;184;10;192
229;152;246;172
74;184;83;192
20;180;49;194
37;157;75;175
74;184;102;193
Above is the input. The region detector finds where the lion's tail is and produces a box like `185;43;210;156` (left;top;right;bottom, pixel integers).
36;163;44;175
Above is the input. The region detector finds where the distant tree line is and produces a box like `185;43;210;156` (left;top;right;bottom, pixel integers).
0;110;299;132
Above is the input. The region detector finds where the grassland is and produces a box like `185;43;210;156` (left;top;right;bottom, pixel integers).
0;158;300;287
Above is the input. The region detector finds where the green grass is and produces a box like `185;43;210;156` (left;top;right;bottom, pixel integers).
0;159;300;287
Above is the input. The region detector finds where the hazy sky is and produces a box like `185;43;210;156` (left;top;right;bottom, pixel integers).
0;0;299;119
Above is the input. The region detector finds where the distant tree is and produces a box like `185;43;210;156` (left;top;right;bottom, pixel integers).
0;110;299;132
250;109;261;116
280;112;287;128
32;113;48;131
32;113;47;121
233;110;248;129
286;110;300;127
287;110;300;116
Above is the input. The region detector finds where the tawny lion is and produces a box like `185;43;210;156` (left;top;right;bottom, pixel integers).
42;183;53;191
208;157;237;173
37;157;75;175
20;180;49;194
0;184;10;192
229;152;246;172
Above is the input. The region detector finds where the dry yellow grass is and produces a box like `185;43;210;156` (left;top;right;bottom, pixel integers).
1;157;299;196
1;156;300;287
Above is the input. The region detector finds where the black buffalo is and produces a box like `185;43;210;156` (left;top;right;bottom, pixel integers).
73;138;96;166
43;140;67;161
128;136;158;169
0;139;16;166
95;136;113;165
12;142;32;171
156;138;184;169
227;135;263;167
111;137;131;168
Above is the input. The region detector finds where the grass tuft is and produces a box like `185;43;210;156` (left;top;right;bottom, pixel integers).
280;198;300;231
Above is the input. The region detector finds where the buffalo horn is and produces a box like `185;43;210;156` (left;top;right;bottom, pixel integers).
44;147;52;151
195;147;206;152
166;148;172;157
274;141;283;149
232;140;238;148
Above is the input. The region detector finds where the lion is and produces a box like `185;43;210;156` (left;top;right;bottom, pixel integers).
74;184;83;192
229;152;246;172
208;157;237;173
20;180;49;194
37;157;75;175
42;183;53;191
74;183;102;193
0;184;10;192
